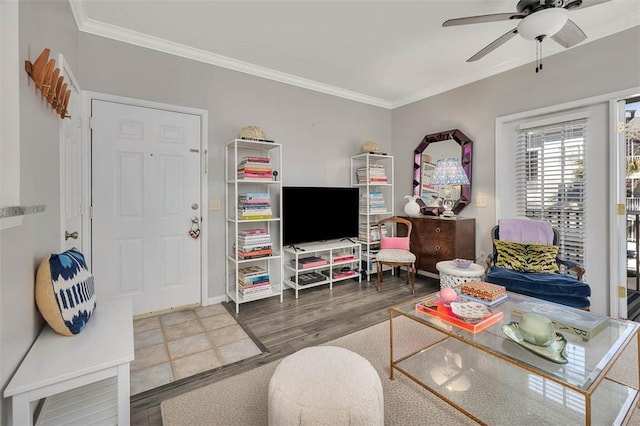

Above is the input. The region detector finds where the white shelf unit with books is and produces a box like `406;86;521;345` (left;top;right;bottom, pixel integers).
225;139;283;313
283;239;361;299
350;153;394;281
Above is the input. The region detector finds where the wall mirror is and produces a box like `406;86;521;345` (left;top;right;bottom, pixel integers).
412;129;473;216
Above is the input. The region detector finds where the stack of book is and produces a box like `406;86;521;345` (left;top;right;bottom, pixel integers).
237;228;273;259
358;224;386;243
359;191;387;214
356;164;388;184
237;156;273;180
237;265;271;299
238;192;273;219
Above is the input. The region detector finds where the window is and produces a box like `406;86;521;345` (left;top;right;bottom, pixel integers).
515;118;587;270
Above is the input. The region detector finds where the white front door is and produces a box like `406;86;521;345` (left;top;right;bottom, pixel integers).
91;100;202;315
60;56;84;253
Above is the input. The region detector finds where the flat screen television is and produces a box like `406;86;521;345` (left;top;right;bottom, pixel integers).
282;186;359;246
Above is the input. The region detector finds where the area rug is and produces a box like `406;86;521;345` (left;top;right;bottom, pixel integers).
161;316;640;425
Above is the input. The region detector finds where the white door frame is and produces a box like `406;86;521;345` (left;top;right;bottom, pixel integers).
82;91;209;306
58;54;83;252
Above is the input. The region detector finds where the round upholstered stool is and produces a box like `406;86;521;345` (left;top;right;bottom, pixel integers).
268;346;384;426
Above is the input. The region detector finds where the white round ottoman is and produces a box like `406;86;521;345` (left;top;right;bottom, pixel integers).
268;346;384;426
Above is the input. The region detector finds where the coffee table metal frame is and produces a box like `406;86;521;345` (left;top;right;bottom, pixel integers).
389;291;640;425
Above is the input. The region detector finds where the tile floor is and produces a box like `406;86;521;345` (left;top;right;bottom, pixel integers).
131;303;262;395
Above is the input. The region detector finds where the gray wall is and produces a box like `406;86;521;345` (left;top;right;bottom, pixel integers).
392;26;640;313
77;33;392;303
0;1;79;423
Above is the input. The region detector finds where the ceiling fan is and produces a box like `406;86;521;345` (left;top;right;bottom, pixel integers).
443;0;612;67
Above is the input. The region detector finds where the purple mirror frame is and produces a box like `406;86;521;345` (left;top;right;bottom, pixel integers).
413;129;473;216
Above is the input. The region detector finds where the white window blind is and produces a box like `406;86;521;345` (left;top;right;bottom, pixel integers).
515;118;587;271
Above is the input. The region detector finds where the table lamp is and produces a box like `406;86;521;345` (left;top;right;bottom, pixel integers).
429;157;470;217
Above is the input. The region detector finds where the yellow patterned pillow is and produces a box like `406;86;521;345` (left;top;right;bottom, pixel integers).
494;240;559;273
494;240;528;272
527;244;559;273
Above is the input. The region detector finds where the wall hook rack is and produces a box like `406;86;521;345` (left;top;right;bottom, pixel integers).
25;48;70;119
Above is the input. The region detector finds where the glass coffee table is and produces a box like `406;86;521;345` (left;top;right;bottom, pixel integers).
389;291;639;425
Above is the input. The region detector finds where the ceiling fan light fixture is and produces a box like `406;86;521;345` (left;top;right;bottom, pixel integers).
517;8;569;40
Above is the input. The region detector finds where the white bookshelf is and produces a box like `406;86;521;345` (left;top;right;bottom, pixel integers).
350;153;394;281
225;139;283;313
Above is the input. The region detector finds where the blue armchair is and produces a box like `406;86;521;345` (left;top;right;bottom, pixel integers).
485;225;591;309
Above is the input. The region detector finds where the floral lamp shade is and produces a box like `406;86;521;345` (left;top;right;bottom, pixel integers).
430;158;470;186
430;158;469;217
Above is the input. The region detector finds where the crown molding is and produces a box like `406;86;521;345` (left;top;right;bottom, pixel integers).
67;0;87;31
73;15;392;109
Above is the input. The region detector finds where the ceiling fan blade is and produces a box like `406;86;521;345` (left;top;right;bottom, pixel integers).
564;0;612;10
443;12;525;27
551;19;587;48
467;28;519;62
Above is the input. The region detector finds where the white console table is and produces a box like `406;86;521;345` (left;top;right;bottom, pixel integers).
4;297;134;426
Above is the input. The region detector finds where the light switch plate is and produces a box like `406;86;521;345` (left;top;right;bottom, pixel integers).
209;199;221;210
476;193;487;208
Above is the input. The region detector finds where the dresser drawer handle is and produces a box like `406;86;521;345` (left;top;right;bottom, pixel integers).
435;245;441;251
435;227;441;233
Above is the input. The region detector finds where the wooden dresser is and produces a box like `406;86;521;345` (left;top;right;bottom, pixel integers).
399;216;475;275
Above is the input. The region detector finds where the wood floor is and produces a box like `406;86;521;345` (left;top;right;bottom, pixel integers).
130;271;441;425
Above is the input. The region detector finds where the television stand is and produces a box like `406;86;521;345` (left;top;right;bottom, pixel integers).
283;239;361;299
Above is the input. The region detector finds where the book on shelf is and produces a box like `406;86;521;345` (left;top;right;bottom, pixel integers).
238;249;273;259
510;300;609;341
293;256;328;268
416;298;504;333
238;265;267;277
238;209;272;217
333;270;357;279
238;170;272;176
238;237;272;246
238;209;272;215
239;193;271;200
239;230;271;237
241;156;270;164
238;280;271;290
332;254;355;262
238;213;273;220
238;203;271;209
239;194;271;201
237;164;272;170
238;174;273;180
290;272;327;285
238;228;269;239
240;198;272;205
237;243;273;251
240;279;270;288
239;274;270;284
241;288;273;300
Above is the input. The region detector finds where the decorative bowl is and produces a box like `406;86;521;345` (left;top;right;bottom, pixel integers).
450;301;490;323
453;258;472;269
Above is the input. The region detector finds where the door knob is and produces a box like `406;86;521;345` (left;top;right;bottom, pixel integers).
65;231;78;240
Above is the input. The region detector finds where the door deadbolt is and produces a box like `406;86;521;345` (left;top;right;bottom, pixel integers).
191;203;199;210
65;231;78;240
